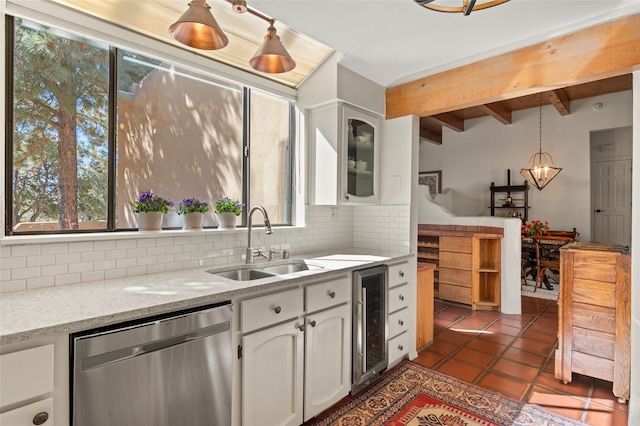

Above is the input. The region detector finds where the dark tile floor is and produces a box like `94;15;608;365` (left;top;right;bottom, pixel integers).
414;296;629;425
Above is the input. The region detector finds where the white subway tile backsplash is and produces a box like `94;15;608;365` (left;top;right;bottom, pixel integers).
0;204;410;293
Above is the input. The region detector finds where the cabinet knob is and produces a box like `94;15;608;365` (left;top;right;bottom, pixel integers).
398;319;404;326
398;345;404;351
399;294;405;301
274;306;282;314
399;270;405;277
298;324;305;331
344;194;350;201
328;291;336;299
309;320;317;327
33;412;49;425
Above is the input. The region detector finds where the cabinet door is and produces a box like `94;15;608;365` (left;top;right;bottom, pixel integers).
304;303;351;421
242;320;304;426
341;104;380;205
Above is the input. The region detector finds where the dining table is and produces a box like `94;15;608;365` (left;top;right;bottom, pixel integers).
521;235;573;290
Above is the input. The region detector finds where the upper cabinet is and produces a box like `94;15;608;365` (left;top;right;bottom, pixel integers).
308;102;380;205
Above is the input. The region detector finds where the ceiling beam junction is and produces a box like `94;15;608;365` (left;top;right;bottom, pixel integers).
431;113;464;132
419;128;442;144
547;89;571;116
478;102;513;124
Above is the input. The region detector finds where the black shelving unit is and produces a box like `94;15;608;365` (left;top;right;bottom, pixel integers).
489;180;530;222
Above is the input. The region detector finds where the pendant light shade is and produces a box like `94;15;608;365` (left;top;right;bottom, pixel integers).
249;21;296;74
169;0;229;50
520;103;562;190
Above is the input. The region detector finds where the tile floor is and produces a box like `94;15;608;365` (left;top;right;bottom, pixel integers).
414;296;629;426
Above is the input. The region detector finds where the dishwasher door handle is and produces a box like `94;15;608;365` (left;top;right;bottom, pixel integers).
81;321;230;371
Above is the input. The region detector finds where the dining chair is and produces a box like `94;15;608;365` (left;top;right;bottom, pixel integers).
531;235;573;292
546;228;580;241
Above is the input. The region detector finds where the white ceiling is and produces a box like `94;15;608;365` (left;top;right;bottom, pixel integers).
251;0;640;88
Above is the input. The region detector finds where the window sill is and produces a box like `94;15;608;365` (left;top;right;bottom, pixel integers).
0;225;302;246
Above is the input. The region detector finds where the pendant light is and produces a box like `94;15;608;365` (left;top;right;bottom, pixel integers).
414;0;510;16
169;0;229;50
250;19;296;74
520;100;562;190
169;0;296;74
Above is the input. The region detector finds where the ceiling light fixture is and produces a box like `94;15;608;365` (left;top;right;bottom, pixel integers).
414;0;510;16
169;0;296;73
521;99;562;191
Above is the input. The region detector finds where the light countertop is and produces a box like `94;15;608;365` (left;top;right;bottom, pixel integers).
0;249;413;345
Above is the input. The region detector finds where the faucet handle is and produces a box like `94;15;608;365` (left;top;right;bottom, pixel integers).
282;249;290;259
268;249;281;261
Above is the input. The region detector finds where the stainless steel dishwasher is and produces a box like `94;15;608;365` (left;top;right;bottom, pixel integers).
72;302;232;426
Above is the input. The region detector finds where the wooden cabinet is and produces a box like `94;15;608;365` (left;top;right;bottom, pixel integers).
439;236;473;304
489;180;530;221
472;236;501;311
240;275;351;425
556;243;631;403
416;264;435;351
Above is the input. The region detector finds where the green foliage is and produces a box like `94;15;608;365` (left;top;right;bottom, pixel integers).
177;198;210;215
215;197;243;216
129;192;173;214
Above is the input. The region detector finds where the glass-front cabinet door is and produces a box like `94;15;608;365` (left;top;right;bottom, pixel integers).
341;104;380;204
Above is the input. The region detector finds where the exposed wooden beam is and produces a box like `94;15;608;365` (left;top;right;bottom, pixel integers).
386;13;640;119
419;128;442;144
431;113;464;132
478;102;513;124
547;89;571;115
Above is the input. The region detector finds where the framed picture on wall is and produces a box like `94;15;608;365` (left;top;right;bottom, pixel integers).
418;170;442;196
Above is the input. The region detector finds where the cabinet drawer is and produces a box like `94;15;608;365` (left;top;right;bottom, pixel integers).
439;283;471;304
439;268;472;287
306;276;350;313
388;262;409;288
388;332;409;365
388;308;409;338
0;345;54;408
0;398;53;425
439;252;472;270
388;284;408;313
440;236;472;253
241;287;304;333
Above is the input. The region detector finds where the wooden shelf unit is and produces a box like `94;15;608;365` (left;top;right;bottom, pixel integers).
417;225;503;310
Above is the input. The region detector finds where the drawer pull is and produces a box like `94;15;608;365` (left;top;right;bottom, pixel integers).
274;306;282;314
398;345;404;351
399;270;405;278
309;320;317;327
398;319;404;326
399;294;405;301
33;412;49;425
328;291;336;299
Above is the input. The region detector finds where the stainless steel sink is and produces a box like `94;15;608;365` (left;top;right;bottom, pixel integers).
208;269;275;281
206;260;322;281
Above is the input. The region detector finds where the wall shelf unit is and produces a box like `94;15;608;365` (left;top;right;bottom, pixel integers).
489;171;530;222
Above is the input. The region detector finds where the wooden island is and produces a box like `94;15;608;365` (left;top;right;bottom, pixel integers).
556;242;631;403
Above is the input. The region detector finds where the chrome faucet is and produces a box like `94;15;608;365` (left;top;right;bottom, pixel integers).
246;205;273;264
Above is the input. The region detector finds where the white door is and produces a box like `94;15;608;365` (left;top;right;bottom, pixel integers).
303;303;352;421
242;320;304;426
592;159;632;245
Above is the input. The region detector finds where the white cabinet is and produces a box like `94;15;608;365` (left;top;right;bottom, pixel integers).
387;261;411;366
240;275;351;426
0;345;55;425
308;102;380;205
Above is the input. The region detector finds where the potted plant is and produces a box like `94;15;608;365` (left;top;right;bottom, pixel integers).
177;198;209;230
215;197;243;229
522;219;549;236
129;192;173;231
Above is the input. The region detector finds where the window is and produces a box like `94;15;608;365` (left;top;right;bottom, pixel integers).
6;17;293;235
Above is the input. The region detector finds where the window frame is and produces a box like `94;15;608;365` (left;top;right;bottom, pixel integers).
4;15;294;236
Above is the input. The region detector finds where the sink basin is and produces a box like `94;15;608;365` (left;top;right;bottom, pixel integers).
207;260;322;281
258;261;315;275
208;269;275;281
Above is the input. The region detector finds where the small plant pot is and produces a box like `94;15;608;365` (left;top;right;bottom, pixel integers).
137;212;163;231
182;212;205;230
217;212;237;229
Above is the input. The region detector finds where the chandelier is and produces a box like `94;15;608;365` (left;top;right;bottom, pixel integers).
520;102;562;191
169;0;296;74
414;0;510;16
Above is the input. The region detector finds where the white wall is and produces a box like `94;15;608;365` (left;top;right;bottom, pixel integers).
419;91;633;242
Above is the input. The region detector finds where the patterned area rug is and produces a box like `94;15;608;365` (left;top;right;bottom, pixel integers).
521;278;559;301
307;360;589;426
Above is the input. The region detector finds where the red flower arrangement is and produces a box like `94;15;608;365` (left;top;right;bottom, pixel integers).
522;220;549;236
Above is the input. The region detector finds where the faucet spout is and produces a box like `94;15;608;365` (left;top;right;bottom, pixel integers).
246;205;273;264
